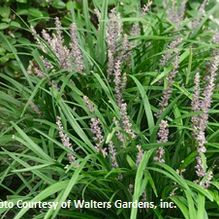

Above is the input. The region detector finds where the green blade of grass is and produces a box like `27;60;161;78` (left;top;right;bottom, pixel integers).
14;180;70;219
130;149;154;219
130;75;154;135
11;122;54;162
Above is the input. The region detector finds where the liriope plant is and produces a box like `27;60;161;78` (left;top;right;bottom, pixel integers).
0;0;219;218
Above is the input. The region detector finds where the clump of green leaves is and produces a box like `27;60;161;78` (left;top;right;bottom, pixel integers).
0;0;219;219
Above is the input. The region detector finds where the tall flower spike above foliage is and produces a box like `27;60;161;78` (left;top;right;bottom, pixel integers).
130;0;152;49
191;0;209;29
114;59;123;107
192;74;207;178
106;8;131;77
192;44;219;148
106;8;122;55
156;45;180;117
121;34;131;63
41;18;84;72
83;95;95;113
154;120;169;163
56;116;76;163
157;37;182;119
41;18;70;69
120;102;136;139
164;0;187;29
192;34;219;184
113;117;125;143
90;118;105;154
191;73;200;126
54;17;70;68
156;37;182;118
31;26;46;52
130;23;140;49
106;8;122;77
160;37;182;67
70;23;84;73
142;0;153;15
83;96;106;156
108;141;118;168
112;59;135;139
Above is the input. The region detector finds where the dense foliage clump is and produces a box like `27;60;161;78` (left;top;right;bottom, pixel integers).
0;0;219;218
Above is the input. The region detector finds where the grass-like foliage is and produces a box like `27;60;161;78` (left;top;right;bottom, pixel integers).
0;0;219;218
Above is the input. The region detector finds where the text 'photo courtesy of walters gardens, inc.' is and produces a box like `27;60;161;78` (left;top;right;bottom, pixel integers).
0;199;177;210
1;0;219;218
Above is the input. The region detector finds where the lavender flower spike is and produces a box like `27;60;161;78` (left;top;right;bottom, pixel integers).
106;8;122;77
136;145;144;166
90;118;104;149
165;0;187;29
83;95;95;113
112;59;135;139
83;95;106;156
106;8;122;55
30;26;46;52
154;120;169;163
70;23;84;73
191;0;209;29
56;116;76;163
29;101;41;116
157;120;169;142
108;141;118;168
54;17;71;69
200;170;213;188
41;17;70;69
191;73;200;129
142;0;153;15
113;117;125;143
156;45;180;117
120;102;136;139
114;59;123;107
27;60;45;78
192;35;219;183
191;74;207;178
195;155;206;177
160;37;182;67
